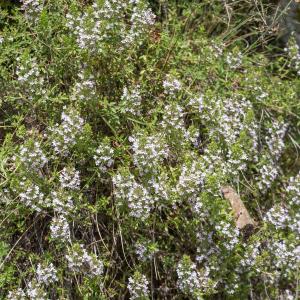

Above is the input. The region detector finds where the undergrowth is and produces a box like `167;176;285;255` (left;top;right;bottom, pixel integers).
0;0;299;299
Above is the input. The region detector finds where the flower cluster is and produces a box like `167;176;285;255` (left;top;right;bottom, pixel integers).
162;76;182;95
284;34;300;75
268;240;300;275
265;120;287;161
205;97;256;146
215;220;240;251
66;0;155;53
240;241;261;270
36;263;58;285
286;172;300;207
72;69;97;101
19;181;44;212
16;56;45;98
147;173;170;203
20;0;43;23
59;167;80;190
66;1;126;52
26;280;47;300
120;85;142;116
50;108;84;155
50;214;71;242
176;256;202;298
135;240;158;261
226;51;243;69
129;133;168;174
8;281;47;300
47;190;74;215
17;141;48;172
122;1;156;46
264;205;290;230
188;94;204;113
127;272;150;300
66;244;104;277
176;161;204;199
94;139;115;172
7;288;26;300
256;160;279;192
160;103;186;137
113;172;154;219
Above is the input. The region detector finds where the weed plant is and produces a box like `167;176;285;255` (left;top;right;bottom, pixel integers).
0;0;299;299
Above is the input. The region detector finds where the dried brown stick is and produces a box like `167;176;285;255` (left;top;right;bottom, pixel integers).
221;186;256;230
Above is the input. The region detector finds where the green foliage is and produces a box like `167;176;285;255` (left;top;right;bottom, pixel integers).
0;0;299;299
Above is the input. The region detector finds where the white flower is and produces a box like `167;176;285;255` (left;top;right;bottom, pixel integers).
265;120;287;161
7;288;26;300
226;51;243;69
121;85;142;116
129;133;168;174
26;281;48;300
50;215;71;242
16;56;45;98
66;244;104;277
177;258;201;296
18;141;48;171
113;172;154;220
19;182;44;212
36;263;58;285
59;167;80;190
50;108;84;155
72;68;96;101
20;0;43;22
264;205;290;229
47;191;74;215
163;76;182;95
127;273;149;300
257;159;279;192
94;140;114;172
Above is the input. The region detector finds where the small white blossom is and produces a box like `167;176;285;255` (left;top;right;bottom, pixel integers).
59;167;80;190
7;288;26;300
26;281;48;300
94;140;114;172
264;205;291;230
50;108;84;155
177;257;201;297
160;103;186;136
47;191;74;215
135;240;158;261
121;85;142;116
257;159;279;192
163;76;182;95
20;0;43;22
284;34;300;75
265;120;287;161
16;56;45;98
129;133;168;174
50;215;71;242
113;172;154;220
72;68;96;101
18;142;48;171
226;51;243;69
66;244;104;277
127;273;150;300
36;263;58;285
19;182;44;212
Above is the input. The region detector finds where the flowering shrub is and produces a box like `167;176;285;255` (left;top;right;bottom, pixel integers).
0;0;299;299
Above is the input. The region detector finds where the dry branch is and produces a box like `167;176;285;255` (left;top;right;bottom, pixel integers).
221;186;256;230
